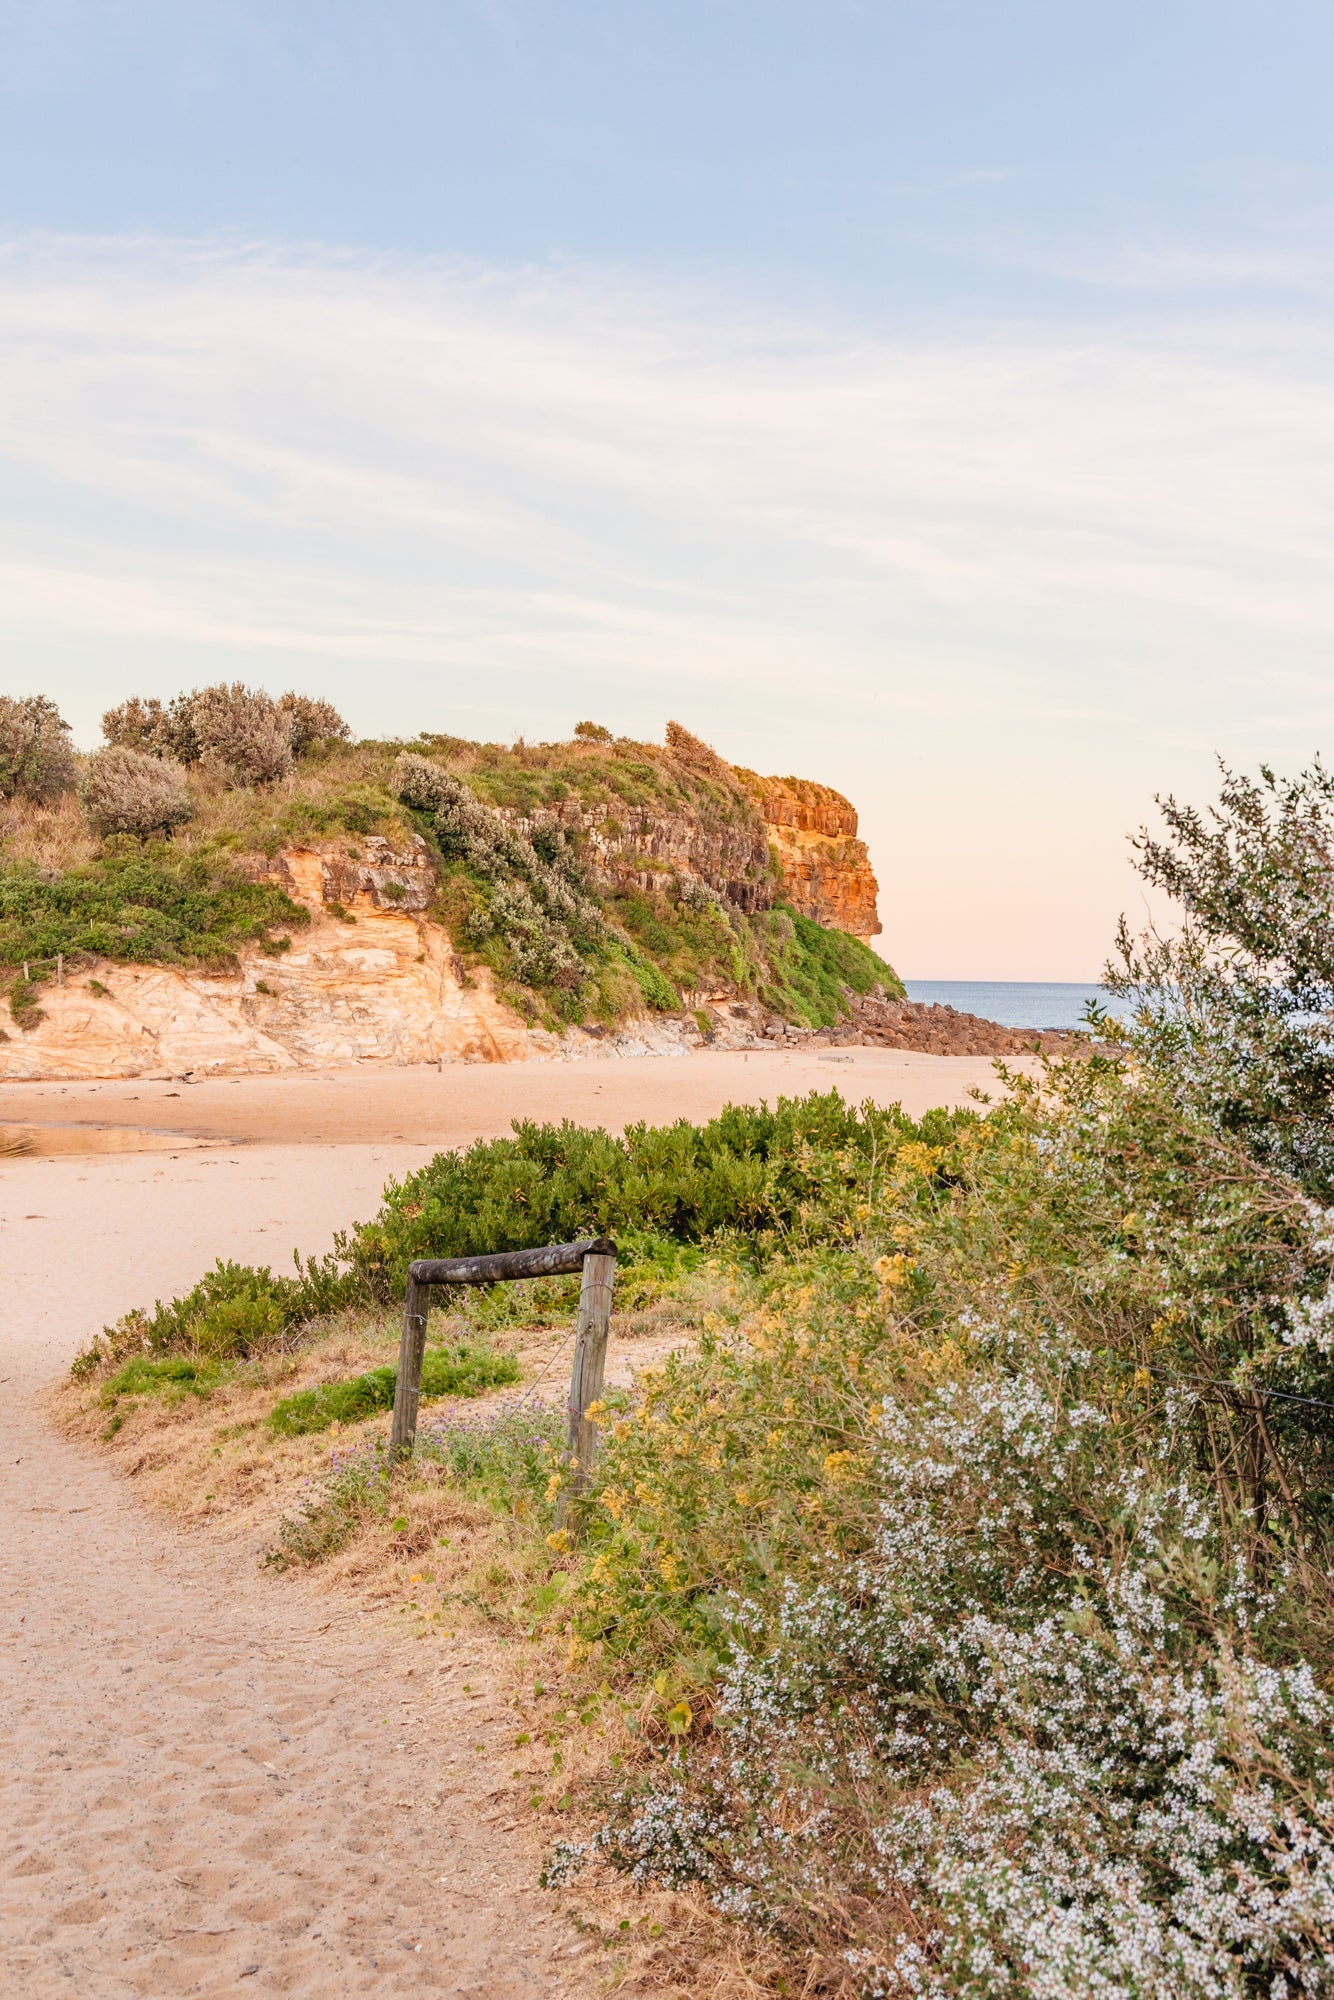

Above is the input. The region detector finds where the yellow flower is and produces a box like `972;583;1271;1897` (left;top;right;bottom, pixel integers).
546;1528;573;1554
657;1550;681;1585
598;1485;628;1521
823;1450;858;1485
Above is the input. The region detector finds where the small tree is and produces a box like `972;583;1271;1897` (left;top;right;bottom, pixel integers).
574;720;613;743
0;694;76;802
79;745;194;839
1108;757;1334;1196
280;692;350;756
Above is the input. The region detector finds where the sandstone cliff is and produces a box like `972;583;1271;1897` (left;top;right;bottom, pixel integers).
734;770;882;943
0;834;760;1081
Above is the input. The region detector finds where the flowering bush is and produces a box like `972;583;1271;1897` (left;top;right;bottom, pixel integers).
538;1043;1334;1995
579;1369;1334;1996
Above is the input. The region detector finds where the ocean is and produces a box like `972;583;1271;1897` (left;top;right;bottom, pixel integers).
902;981;1132;1031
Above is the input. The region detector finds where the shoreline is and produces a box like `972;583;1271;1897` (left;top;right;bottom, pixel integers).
0;1044;1020;1153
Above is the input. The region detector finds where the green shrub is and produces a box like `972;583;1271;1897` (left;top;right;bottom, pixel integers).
341;1092;964;1300
267;1342;519;1436
0;846;308;972
84;1094;958;1376
73;1252;352;1377
763;902;902;1019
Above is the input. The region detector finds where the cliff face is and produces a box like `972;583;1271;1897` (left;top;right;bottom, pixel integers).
734;770;882;943
0;733;892;1081
497;797;774;914
0;834;759;1082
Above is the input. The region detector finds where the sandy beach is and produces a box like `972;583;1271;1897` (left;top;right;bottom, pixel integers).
0;1049;1005;1996
0;1044;1008;1153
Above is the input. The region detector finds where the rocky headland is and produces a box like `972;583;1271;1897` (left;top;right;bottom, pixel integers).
0;700;1052;1080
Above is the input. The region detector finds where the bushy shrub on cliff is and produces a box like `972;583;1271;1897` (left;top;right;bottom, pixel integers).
103;685;349;782
79;745;194;839
188;682;295;784
0;694;76;803
393;751;613;1009
278;691;351;755
101;693;201;763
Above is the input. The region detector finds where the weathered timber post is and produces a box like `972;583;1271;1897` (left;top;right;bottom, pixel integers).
559;1246;617;1520
390;1271;430;1456
389;1238;617;1462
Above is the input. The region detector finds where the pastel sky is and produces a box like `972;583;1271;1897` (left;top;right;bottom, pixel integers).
4;3;1334;976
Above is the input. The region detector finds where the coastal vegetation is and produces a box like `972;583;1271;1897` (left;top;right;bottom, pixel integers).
61;755;1334;1996
0;685;899;1033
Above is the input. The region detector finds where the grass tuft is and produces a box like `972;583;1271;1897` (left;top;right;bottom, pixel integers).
267;1342;519;1436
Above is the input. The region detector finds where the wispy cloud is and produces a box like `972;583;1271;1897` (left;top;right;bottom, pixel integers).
3;231;1334;974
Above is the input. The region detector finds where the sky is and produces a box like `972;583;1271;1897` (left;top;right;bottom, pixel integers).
3;4;1334;977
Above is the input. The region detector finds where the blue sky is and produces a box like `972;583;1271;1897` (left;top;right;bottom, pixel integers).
3;2;1334;974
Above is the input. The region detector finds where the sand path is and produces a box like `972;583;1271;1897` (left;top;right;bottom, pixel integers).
0;1052;1005;1996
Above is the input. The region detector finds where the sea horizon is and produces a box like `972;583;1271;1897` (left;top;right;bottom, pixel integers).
902;979;1133;1031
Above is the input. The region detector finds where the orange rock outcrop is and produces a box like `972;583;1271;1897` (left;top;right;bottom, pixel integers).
733;770;882;943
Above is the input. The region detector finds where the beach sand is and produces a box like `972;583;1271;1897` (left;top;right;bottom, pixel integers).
0;1044;1008;1152
0;1049;1008;1995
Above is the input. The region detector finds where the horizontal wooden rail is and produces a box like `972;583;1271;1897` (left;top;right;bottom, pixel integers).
390;1237;618;1482
407;1237;615;1288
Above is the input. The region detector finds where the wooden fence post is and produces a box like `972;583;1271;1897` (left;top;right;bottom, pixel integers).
390;1273;430;1458
560;1248;617;1520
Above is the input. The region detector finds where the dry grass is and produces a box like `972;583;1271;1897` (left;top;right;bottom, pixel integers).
0;786;99;871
